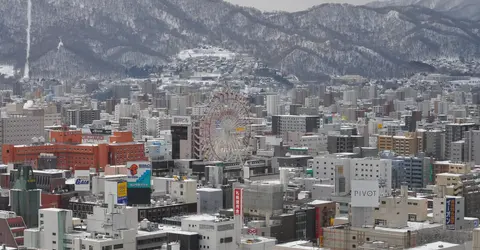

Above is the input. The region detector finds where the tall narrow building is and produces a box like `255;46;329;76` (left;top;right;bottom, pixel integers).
9;164;41;228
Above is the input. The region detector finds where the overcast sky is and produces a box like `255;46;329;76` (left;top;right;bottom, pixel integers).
224;0;374;12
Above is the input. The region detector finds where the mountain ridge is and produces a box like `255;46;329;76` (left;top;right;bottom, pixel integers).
0;0;479;80
367;0;480;21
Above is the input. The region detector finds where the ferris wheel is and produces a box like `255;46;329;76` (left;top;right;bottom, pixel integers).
199;90;252;163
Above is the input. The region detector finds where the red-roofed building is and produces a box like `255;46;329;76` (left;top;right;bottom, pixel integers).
2;128;147;171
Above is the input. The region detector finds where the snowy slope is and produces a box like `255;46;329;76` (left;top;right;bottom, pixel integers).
367;0;480;20
0;0;479;79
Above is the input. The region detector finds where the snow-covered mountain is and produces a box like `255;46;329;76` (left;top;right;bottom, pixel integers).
1;0;479;80
367;0;480;21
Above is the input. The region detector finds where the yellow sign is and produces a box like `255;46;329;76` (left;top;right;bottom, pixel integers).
378;124;383;129
319;236;324;247
330;218;335;226
117;182;127;198
341;116;347;121
236;127;245;132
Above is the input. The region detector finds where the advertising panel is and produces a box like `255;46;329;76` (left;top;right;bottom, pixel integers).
126;161;152;189
171;116;191;126
446;198;456;230
117;182;127;205
82;134;109;144
351;180;379;207
315;207;321;238
233;188;243;216
74;170;90;191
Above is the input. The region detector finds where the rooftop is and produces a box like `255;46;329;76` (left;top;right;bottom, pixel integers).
410;241;459;250
275;240;325;249
374;221;442;233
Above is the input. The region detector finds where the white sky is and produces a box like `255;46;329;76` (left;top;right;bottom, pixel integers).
224;0;374;12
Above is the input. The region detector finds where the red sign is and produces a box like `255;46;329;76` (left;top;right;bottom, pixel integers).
234;188;243;216
247;228;257;235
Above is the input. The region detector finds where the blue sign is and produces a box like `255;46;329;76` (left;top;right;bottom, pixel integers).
126;161;152;189
75;179;89;185
446;198;455;230
475;220;479;228
117;196;128;205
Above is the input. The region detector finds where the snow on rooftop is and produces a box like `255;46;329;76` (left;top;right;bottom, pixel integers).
276;240;325;249
183;214;218;222
308;200;333;206
410;241;459;250
197;187;222;192
375;221;442;233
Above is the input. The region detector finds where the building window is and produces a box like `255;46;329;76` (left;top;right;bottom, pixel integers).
113;244;123;249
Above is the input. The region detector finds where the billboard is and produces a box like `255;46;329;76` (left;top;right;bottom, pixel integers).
172;116;191;126
233;188;243;216
126;161;152;189
117;182;127;205
74;170;90;191
446;198;456;230
82;134;109;144
351;180;379;207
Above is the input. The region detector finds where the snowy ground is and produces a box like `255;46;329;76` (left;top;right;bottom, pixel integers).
0;65;16;78
177;46;236;60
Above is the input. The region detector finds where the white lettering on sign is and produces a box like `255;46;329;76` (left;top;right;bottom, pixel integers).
351;180;380;207
172;116;191;125
233;188;243;216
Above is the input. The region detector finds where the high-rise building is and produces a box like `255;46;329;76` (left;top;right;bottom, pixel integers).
169;95;189;116
343;89;357;106
464;130;480;164
424;129;445;160
112;83;131;99
389;156;432;189
291;88;309;105
446;123;478;160
377;133;422;157
10;164;41;228
266;94;280;116
327;134;365;154
66;109;100;127
171;116;192;159
0;115;44;160
271;115;320;138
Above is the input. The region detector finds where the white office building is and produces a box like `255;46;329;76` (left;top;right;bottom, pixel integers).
24;204;137;250
309;157;392;196
266;95;280;116
114;99;140;121
181;214;236;250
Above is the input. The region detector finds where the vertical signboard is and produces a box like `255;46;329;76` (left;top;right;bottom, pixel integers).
126;161;152;189
74;170;90;191
446;198;456;230
117;182;127;205
351;180;379;207
233;188;243;216
315;207;321;238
